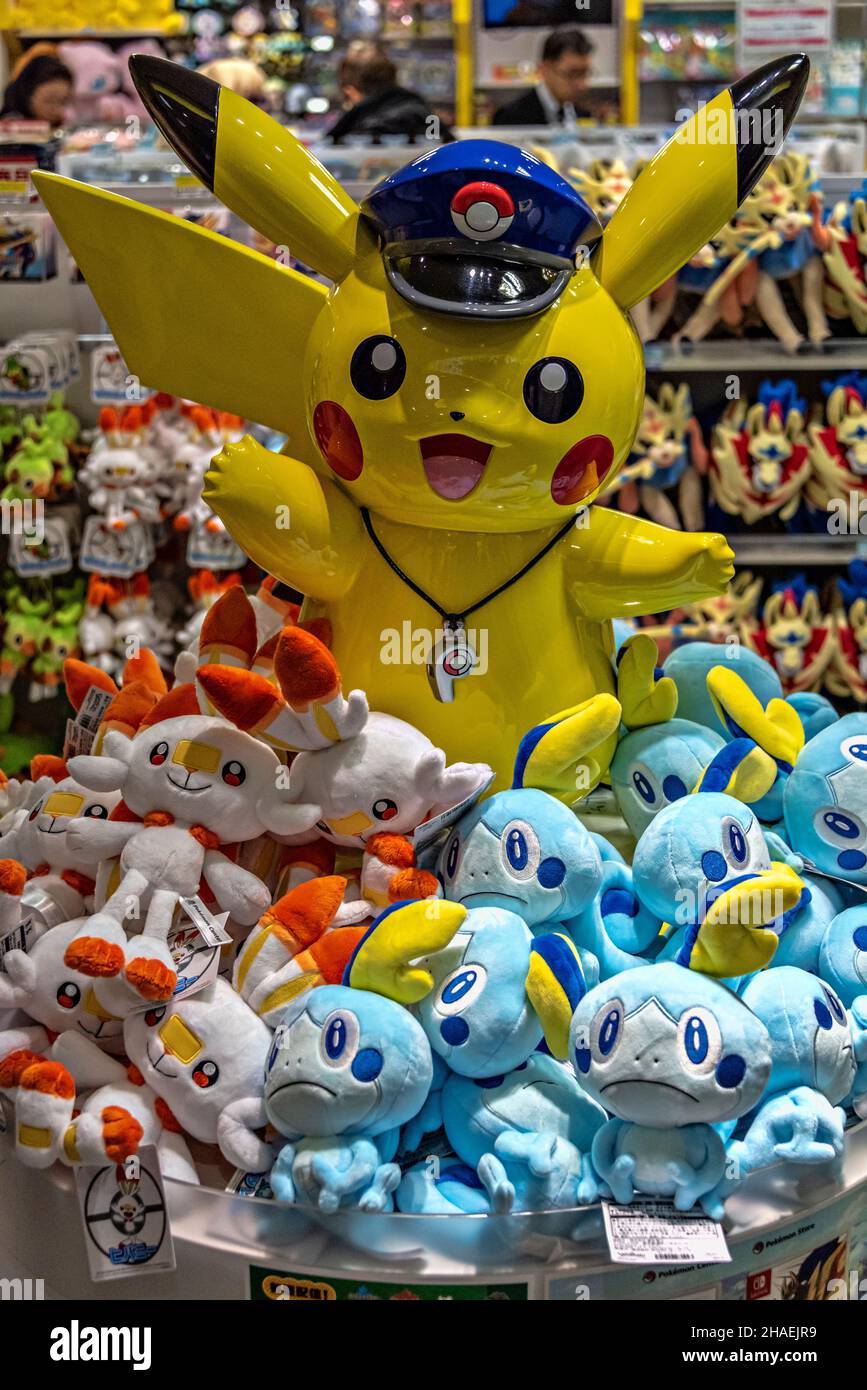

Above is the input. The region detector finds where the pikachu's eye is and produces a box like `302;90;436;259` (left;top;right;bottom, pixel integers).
523;358;584;424
350;336;406;401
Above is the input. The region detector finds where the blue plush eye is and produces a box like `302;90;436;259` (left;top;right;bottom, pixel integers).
824;812;860;840
325;1017;348;1058
442;970;478;1004
683;1015;709;1063
632;770;656;805
853;925;867;951
319;1010;359;1068
677;1006;721;1072
814;997;833;1031
500;820;541;881
848;742;867;762
506;829;528;870
727;822;748;865
445;834;460;879
266;1033;281;1072
598;1007;621;1056
823;987;846;1025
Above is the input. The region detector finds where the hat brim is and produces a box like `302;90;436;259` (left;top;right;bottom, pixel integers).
383;246;573;319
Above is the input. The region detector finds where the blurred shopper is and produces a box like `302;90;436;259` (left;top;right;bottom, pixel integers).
1;52;72;127
327;41;451;143
492;27;593;126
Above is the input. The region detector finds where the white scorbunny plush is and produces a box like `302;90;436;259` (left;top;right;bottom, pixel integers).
196;622;491;850
59;681;321;1010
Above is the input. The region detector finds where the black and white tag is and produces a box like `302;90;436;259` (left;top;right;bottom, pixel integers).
602;1199;731;1266
179;894;233;948
76;1147;175;1281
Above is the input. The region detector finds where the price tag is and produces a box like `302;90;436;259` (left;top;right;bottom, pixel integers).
76;1146;176;1281
63;683;114;758
79;514;151;577
602;1199;731;1266
179;894;233;947
0;917;32;969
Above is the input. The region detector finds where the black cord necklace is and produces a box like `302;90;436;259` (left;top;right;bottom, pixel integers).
360;506;578;702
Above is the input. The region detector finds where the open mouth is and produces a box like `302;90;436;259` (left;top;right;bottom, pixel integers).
420;434;492;500
166;773;209;793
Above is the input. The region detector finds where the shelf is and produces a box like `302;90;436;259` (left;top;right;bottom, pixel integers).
645;338;867;372
728;535;862;566
19;28;173;37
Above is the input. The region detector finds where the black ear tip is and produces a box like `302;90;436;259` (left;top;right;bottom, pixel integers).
127;56;220;192
730;51;810;120
731;53;810;204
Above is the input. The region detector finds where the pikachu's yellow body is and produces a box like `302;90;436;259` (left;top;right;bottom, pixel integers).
35;53;808;791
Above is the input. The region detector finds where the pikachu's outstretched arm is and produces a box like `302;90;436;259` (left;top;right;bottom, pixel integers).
205;436;364;601
564;508;735;620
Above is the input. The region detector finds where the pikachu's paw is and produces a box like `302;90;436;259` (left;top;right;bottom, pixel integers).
695;533;735;593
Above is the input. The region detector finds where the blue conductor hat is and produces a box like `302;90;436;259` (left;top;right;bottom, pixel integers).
360;139;602;319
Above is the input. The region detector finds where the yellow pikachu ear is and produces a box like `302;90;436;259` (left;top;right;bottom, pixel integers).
32;173;325;442
129;55;373;282
592;54;808;309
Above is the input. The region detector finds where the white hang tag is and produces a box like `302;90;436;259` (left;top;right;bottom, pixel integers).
179;894;233;947
8;516;73;577
168;917;222;999
79;514;150;577
0;343;52;403
62;684;114;759
90;344;153;405
0;916;32;969
76;1146;176;1281
186;521;245;570
412;768;495;852
602;1199;731;1266
226;1169;274;1199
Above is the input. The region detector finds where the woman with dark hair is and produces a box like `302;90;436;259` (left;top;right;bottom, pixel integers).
1;53;73;127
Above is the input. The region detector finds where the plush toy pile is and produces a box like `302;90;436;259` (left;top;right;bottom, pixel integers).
1;596;865;1223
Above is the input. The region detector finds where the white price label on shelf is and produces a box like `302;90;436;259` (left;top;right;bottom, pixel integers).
602;1200;731;1266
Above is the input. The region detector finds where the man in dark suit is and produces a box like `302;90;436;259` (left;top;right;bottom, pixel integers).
492;27;594;126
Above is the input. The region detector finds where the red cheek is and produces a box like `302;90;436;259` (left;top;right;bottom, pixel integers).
313;402;364;481
551;435;614;506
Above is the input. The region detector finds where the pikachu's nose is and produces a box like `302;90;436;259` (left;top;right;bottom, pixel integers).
450;411;465;422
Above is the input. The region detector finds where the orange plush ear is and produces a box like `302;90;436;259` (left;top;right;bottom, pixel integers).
196;664;284;733
139;683;199;727
264;876;348;953
30;754;68;783
0;860;27;896
63;660;119;712
297;927;367;984
199;585;258;668
252;631;279;677
122;648;168;697
101;680;160;738
274;626;341;709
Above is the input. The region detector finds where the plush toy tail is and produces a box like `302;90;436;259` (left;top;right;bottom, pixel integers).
678;861;804;977
512;693;621;802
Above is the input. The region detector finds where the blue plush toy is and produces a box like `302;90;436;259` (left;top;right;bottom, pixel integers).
787;692;838;743
435;787;602;930
566;858;663;982
397;1053;607;1213
783;715;867;889
721;968;855;1183
631;791;805;978
819;906;867;1006
264;980;435;1212
663;642;783;737
610;718;725;841
569;962;772;1217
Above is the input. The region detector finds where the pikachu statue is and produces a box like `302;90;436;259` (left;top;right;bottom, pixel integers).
35;54;808;792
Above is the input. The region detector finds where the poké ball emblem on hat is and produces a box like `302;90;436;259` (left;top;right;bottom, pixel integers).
450;181;515;242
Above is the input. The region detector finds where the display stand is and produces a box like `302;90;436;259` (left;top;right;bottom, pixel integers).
2;1121;865;1300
